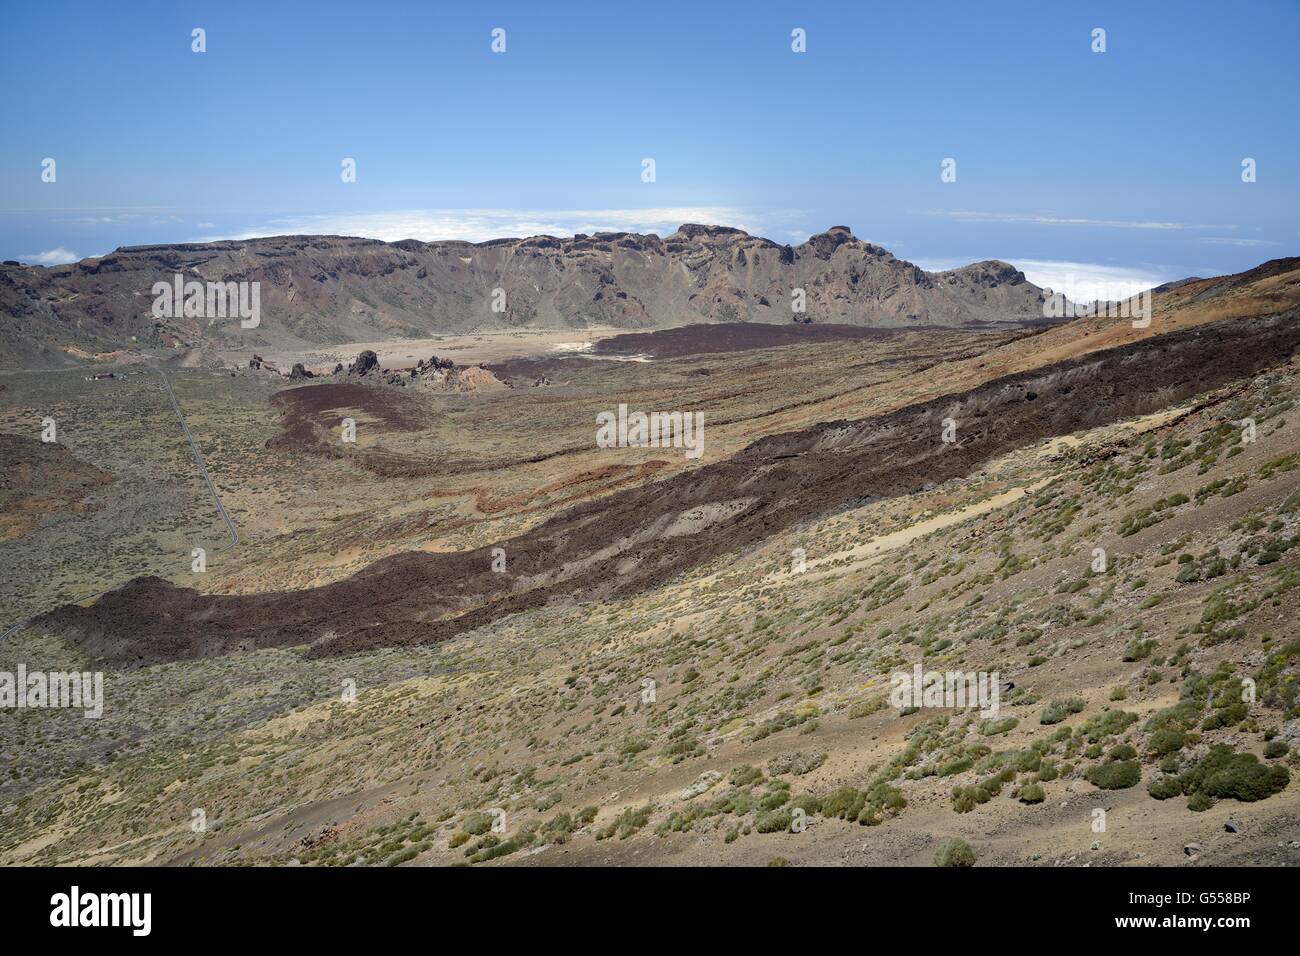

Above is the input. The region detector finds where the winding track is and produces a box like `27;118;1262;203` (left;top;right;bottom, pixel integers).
155;367;239;546
0;368;238;644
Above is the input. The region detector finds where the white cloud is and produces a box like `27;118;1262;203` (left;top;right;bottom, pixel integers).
53;214;143;224
923;209;1232;231
1199;237;1280;247
23;247;79;266
1007;259;1177;301
196;207;759;244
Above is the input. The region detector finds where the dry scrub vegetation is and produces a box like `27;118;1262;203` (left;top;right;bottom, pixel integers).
3;308;1299;867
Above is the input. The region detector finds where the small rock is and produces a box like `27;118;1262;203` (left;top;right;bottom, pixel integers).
1277;718;1300;743
680;770;723;801
1184;843;1203;856
1224;820;1241;833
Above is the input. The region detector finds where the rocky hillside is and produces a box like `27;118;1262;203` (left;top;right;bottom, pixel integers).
0;225;1050;367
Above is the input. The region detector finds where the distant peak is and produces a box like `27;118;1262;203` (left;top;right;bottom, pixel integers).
804;226;859;259
672;223;749;240
946;260;1027;285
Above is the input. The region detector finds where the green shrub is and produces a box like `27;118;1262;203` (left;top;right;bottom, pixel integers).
1263;740;1289;759
1040;697;1086;725
460;811;495;836
1203;759;1290;801
1148;776;1183;800
1082;710;1139;742
1086;760;1141;790
934;838;976;867
1018;782;1045;804
1201;702;1248;730
596;804;654;840
768;751;827;776
789;793;822;815
537;812;579;845
819;786;866;821
1179;744;1291;803
467;834;531;864
980;716;1019;736
755;809;793;833
1148;728;1187;756
848;696;887;719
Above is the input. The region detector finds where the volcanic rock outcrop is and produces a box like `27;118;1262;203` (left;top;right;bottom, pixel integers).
0;226;1053;366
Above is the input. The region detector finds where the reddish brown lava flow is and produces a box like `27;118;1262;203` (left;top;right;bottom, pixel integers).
266;382;431;451
487;323;914;382
263;381;459;478
35;310;1300;668
590;322;906;359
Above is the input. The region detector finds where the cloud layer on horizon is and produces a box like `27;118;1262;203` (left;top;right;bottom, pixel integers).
914;256;1177;302
21;247;79;266
922;209;1236;231
194;208;763;245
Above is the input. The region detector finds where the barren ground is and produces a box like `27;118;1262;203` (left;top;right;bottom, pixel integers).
3;273;1300;866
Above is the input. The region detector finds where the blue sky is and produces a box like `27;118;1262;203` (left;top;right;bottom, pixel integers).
2;0;1296;298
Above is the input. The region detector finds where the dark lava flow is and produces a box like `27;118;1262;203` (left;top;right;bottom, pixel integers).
35;310;1299;667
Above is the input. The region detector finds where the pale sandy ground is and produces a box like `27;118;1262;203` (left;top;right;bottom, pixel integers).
713;405;1198;591
225;329;625;373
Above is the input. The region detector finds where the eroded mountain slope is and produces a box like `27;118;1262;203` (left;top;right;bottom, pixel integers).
0;225;1049;366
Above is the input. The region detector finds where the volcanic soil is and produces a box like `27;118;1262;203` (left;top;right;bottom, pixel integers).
34;308;1300;667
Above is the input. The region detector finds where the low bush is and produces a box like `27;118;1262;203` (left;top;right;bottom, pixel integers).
934;838;976;867
1040;697;1086;725
1086;759;1141;790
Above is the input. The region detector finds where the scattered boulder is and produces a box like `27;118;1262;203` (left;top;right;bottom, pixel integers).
1277;718;1300;743
289;363;313;380
347;350;380;377
1224;820;1241;833
413;354;456;377
680;771;723;801
1183;842;1203;857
